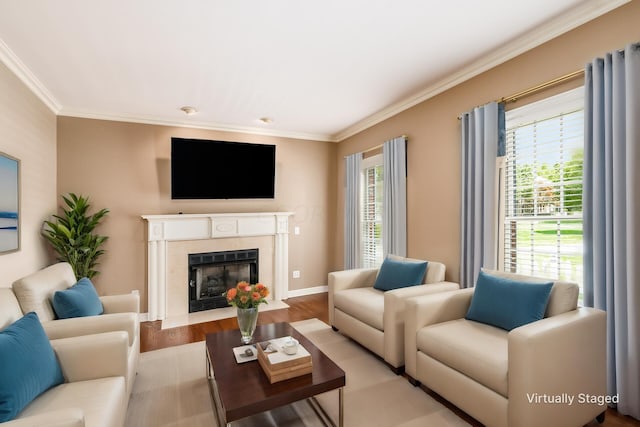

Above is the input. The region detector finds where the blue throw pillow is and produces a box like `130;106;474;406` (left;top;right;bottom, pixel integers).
0;312;64;422
52;277;104;319
373;257;428;291
465;271;553;331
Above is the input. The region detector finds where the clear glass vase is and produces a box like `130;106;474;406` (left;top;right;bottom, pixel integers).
237;307;259;344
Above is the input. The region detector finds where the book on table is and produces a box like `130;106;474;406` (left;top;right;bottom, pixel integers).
257;336;313;383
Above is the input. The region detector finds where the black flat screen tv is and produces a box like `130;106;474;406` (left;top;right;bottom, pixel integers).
171;138;276;199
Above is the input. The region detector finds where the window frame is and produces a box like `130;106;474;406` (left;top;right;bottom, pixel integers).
360;153;384;269
497;87;584;287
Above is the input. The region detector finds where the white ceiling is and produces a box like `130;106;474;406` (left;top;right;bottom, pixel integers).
0;1;628;142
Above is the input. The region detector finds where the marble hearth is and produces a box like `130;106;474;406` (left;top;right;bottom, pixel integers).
142;212;292;321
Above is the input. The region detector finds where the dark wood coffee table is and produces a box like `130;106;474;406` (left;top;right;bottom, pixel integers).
205;322;346;426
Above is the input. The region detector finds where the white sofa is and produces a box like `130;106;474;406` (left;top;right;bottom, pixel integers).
0;329;129;427
328;259;459;372
7;262;139;395
1;286;130;426
404;269;607;427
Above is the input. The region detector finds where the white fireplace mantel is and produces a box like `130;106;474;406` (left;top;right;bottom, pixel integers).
141;212;293;321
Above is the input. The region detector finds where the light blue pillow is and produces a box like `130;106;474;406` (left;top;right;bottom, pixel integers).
52;277;104;319
373;257;428;291
465;271;553;331
0;312;64;422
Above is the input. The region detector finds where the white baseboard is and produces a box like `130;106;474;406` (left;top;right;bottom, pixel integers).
286;285;328;298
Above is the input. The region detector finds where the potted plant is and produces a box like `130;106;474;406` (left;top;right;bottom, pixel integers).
42;193;109;279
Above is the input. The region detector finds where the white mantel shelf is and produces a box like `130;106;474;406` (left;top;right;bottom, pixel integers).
141;212;293;321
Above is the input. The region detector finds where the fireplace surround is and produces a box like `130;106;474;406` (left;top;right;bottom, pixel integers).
142;212;292;321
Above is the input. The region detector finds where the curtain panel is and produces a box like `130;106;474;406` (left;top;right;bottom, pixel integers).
382;136;407;258
344;153;362;269
459;102;503;288
583;42;640;418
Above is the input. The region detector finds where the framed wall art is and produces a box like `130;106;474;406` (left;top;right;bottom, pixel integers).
0;152;20;253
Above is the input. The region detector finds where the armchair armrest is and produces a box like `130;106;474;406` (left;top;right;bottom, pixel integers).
100;293;139;314
508;307;607;427
51;331;129;383
383;282;460;367
3;408;84;427
328;268;378;325
42;312;138;347
404;288;474;377
405;287;474;331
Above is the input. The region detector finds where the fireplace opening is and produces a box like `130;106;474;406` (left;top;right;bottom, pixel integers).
188;248;259;313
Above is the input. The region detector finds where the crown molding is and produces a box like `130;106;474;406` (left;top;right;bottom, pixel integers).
57;108;335;142
0;38;61;113
331;0;630;142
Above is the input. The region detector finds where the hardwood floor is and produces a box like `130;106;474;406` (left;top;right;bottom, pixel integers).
140;292;329;353
139;293;639;427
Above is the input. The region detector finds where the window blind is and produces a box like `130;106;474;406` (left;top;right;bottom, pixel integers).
502;89;584;286
361;163;384;268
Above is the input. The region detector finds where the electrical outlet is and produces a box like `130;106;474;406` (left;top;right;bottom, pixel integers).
294;226;300;235
292;270;301;279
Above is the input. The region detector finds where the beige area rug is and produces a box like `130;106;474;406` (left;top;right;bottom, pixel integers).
161;300;290;329
126;318;469;426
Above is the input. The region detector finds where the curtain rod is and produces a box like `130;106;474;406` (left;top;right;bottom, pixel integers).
363;134;407;154
345;135;407;157
457;69;585;120
497;69;584;104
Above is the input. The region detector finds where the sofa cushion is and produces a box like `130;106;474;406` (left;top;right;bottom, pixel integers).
418;318;509;397
334;287;384;331
52;278;104;319
16;377;126;427
466;271;553;331
482;268;578;317
12;263;77;321
0;312;64;422
373;256;428;291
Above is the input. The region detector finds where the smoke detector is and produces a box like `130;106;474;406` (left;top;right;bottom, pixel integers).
180;106;198;115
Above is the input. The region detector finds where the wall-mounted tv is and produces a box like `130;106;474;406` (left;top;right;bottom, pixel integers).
171;138;276;199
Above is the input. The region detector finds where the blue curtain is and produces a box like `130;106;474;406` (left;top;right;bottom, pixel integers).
344;153;362;269
459;102;504;288
383;136;407;257
583;42;640;419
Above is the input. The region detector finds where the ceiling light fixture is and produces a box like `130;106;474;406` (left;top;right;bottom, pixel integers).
180;106;198;115
259;117;273;124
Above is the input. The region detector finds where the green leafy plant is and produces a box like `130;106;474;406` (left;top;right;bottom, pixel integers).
42;193;109;279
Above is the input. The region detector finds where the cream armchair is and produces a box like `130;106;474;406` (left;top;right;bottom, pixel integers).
328;258;459;372
4;331;129;427
9;262;139;395
404;270;607;427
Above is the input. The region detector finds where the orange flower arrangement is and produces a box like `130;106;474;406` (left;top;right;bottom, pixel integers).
225;281;269;309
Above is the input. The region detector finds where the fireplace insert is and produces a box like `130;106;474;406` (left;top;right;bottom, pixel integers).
188;248;259;313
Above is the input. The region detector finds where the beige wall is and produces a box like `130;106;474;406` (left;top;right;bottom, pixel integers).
5;1;638;305
0;62;57;287
334;1;640;282
56;117;337;310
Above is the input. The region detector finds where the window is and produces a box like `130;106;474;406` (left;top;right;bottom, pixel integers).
499;88;584;290
360;154;383;268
